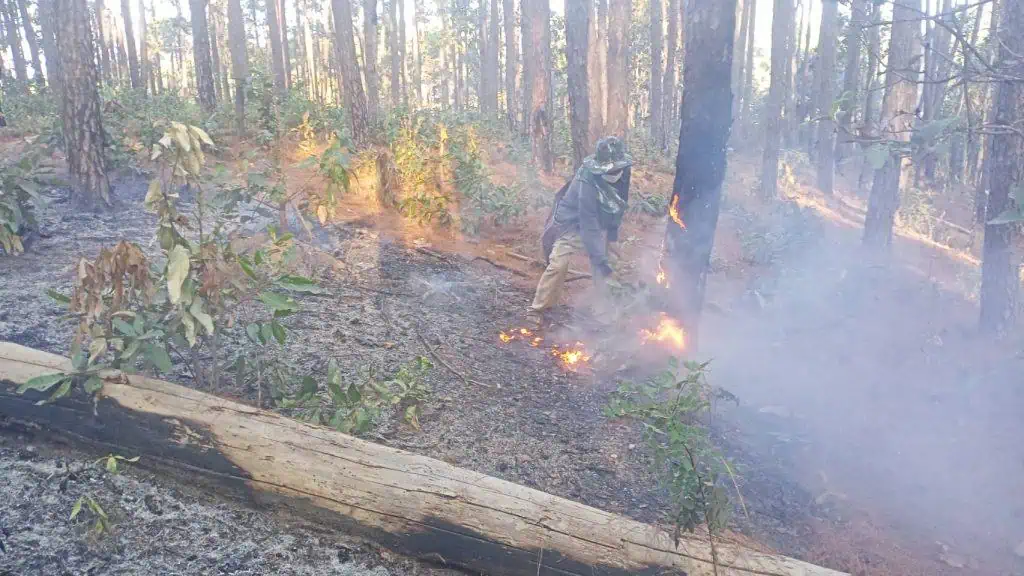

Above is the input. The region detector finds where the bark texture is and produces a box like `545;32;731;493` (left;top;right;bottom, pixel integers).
364;0;380;116
837;0;864;163
587;0;603;143
815;0;838;194
740;0;756;134
649;0;663;143
566;0;589;168
605;0;628;137
16;0;43;83
120;0;140;88
333;0;369;142
863;0;917;249
660;0;676;149
760;0;791;198
190;0;217;111
502;0;517;128
388;0;400;107
666;0;736;342
484;0;499;114
227;0;248;133
38;0;60;91
54;0;111;208
266;0;287;94
522;0;552;172
1;0;28;83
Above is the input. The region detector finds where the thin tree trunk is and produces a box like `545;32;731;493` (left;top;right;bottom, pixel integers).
228;0;247;133
566;0;589;168
413;0;422;106
364;0;379;116
208;1;223;99
119;0;140;88
281;0;291;87
484;0;499;114
659;0;675;149
666;0;736;341
333;0;369;142
863;0;917;249
522;0;551;172
598;0;608;126
190;0;217;110
1;0;28;84
815;0;838;194
388;0;399;107
502;0;516;128
731;0;747;124
400;0;408;107
38;0;60;91
606;0;628;137
785;0;802;147
95;0;110;82
740;0;756;137
15;0;43;83
649;0;662;143
55;0;111;208
980;0;1022;332
761;0;791;198
919;0;954;183
438;0;449;109
837;0;864;164
858;0;881;189
216;0;231;99
267;0;287;94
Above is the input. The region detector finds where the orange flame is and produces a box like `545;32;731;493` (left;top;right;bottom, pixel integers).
552;342;591;370
669;195;685;228
499;332;513;343
531;337;543;347
656;263;668;287
640;314;686;351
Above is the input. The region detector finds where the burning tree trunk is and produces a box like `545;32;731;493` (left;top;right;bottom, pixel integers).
191;0;217;111
120;0;140;88
55;0;112;209
665;0;735;341
333;0;369;143
605;0;628;137
659;0;676;149
814;0;838;195
502;0;517;129
980;0;1023;333
566;0;589;168
38;0;60;92
1;0;28;84
364;0;380;117
863;0;917;250
228;0;247;132
760;0;791;198
649;0;662;143
836;0;864;164
522;0;552;172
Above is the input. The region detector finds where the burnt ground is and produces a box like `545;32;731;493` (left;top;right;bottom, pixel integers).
1;157;1023;576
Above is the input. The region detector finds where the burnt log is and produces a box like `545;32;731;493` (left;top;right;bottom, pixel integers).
0;341;845;576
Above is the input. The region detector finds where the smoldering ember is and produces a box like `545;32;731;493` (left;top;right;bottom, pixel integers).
1;0;1022;574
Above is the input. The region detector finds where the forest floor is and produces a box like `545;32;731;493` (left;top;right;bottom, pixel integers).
1;130;1023;576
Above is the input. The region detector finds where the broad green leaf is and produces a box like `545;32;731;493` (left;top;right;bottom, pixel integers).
46;289;70;305
167;245;190;304
301;375;318;398
181;309;197;347
147;344;173;373
260;323;273;345
237;256;257;279
346;383;362;405
144;180;163;212
84;376;104;394
70;497;84;520
88;338;107;363
106;456;118;474
17;373;67;394
37;378;72;405
405;405;420;430
113;318;136;336
270;321;286;345
258;291;299;313
275;275;324;294
190;298;215;336
122;339;141;360
245;323;263;344
71;351;87;371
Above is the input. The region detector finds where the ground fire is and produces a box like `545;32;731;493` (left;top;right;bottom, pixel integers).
639;314;686;351
499;328;591;370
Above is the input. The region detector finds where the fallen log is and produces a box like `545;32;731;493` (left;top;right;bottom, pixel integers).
0;342;845;576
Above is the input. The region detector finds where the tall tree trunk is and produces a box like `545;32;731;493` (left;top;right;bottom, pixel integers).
55;0;111;208
731;0;747;124
281;0;291;88
190;0;217;111
649;0;662;143
815;0;838;195
863;0;917;249
1;0;28;84
477;0;486;109
95;0;110;82
666;0;736;341
502;0;516;128
333;0;368;142
16;0;43;83
566;0;589;168
598;0;608;127
858;0;881;189
120;0;140;88
38;0;60;91
919;0;954;183
438;0;449;109
413;0;422;106
400;0;408;107
740;0;756;136
364;0;379;116
974;0;1001;220
522;0;551;172
228;0;247;132
388;0;399;107
980;0;1023;332
483;0;499;114
836;0;864;164
267;0;287;94
760;0;791;198
785;0;802;147
659;0;675;149
216;0;230;99
606;0;628;137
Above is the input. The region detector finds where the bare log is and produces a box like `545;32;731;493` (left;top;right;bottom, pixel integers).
0;342;845;576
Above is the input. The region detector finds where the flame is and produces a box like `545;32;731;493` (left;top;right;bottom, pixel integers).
669;195;685;228
531;337;543;347
519;328;532;336
656;263;669;288
499;331;513;343
499;327;544;347
552;342;591;370
640;314;686;351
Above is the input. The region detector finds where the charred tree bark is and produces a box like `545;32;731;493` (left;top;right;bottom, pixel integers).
333;0;369;142
605;0;628;137
1;0;28;84
836;0;864;164
659;0;676;149
522;0;551;172
38;0;59;91
121;0;140;89
364;0;380;117
863;0;917;250
191;0;217;111
266;0;287;95
15;0;43;84
566;0;589;169
815;0;838;195
649;0;663;143
666;0;736;343
760;0;791;198
980;0;1023;333
502;0;516;128
227;0;247;133
55;0;111;208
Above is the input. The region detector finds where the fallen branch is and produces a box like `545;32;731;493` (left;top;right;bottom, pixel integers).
471;255;530;278
413;327;493;389
507;251;592;281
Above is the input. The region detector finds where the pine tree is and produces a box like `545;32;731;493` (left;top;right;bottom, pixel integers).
522;0;551;171
605;0;628;136
228;0;248;132
565;0;589;168
760;0;791;198
502;0;516;128
191;0;217;111
649;0;663;144
332;0;369;142
814;0;838;194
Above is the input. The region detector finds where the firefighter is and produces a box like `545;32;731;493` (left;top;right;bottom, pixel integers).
527;136;632;328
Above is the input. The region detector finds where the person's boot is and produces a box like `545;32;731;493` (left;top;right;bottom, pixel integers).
526;310;545;330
